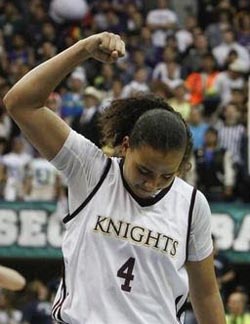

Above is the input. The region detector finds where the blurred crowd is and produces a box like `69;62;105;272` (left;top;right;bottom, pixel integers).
0;0;249;322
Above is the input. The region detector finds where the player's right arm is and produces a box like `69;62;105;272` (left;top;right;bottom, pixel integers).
3;32;125;161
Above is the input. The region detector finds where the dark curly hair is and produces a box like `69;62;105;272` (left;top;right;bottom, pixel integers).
99;95;193;173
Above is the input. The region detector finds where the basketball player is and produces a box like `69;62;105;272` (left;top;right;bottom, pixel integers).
3;32;225;323
0;265;26;291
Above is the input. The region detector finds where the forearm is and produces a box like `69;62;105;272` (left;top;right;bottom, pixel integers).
0;265;26;291
4;40;90;111
191;291;226;324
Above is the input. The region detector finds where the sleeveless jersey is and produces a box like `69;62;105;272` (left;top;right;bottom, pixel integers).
51;131;213;324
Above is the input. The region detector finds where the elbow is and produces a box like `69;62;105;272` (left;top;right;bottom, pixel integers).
3;91;17;114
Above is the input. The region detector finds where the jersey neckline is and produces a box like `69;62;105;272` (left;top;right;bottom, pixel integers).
119;159;174;207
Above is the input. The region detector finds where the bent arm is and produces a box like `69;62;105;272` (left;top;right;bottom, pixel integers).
3;32;125;160
186;253;226;324
0;265;26;291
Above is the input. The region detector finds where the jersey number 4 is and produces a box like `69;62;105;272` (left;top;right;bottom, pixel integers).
117;257;135;292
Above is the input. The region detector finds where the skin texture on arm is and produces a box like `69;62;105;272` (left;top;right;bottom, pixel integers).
0;265;26;291
186;253;226;324
3;32;125;161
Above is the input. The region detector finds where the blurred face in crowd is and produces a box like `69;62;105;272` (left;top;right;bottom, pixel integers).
227;292;247;316
188;108;202;125
112;80;123;97
135;68;148;83
157;0;168;9
12;137;24;154
194;34;208;50
224;104;240;124
204;129;218;147
223;30;235;43
70;77;84;92
202;55;216;72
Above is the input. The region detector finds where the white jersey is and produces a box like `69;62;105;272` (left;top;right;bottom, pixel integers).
2;152;31;200
25;157;60;201
51;131;213;324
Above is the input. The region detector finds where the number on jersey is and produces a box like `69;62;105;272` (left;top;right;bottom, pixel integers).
117;257;135;292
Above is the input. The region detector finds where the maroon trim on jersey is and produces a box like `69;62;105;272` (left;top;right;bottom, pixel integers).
119;159;174;207
185;188;197;261
63;158;112;224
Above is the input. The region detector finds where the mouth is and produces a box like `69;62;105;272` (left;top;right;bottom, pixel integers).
135;186;159;198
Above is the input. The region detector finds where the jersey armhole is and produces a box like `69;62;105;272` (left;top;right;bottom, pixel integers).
185;188;197;261
63;158;112;224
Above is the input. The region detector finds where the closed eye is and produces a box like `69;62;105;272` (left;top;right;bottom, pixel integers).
138;167;151;175
162;174;173;180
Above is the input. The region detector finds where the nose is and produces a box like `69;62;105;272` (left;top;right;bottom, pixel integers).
143;177;161;191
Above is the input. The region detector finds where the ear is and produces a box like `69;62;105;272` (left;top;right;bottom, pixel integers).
120;136;130;157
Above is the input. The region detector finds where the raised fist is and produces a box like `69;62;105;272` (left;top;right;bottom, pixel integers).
83;32;125;63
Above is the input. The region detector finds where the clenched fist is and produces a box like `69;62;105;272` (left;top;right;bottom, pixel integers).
83;32;126;63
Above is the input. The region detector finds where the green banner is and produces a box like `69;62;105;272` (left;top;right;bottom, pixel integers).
211;202;250;263
0;201;249;262
0;201;63;258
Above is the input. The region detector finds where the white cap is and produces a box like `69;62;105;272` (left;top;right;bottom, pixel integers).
229;59;249;73
84;86;102;102
70;67;86;83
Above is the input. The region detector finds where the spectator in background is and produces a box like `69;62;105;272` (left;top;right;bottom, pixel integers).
175;15;196;54
182;33;210;77
94;63;116;91
168;80;191;121
146;0;178;48
36;41;57;65
60;66;86;125
152;45;183;88
45;92;62;117
124;3;144;36
139;26;159;67
212;28;250;69
21;280;52;324
7;34;34;67
235;9;250;52
0;2;26;49
0;290;22;324
71;86;102;147
212;235;236;303
214;59;247;106
205;8;232;49
185;53;220;116
188;106;209;151
225;290;250;324
2;136;31;201
217;103;246;168
0;106;11;140
121;67;150;98
230;88;247;126
23;151;62;202
101;78;123;110
194;127;236;202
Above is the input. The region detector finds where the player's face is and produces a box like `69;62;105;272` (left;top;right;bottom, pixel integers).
122;140;184;199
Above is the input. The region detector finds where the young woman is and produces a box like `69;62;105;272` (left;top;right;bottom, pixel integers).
3;32;225;323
